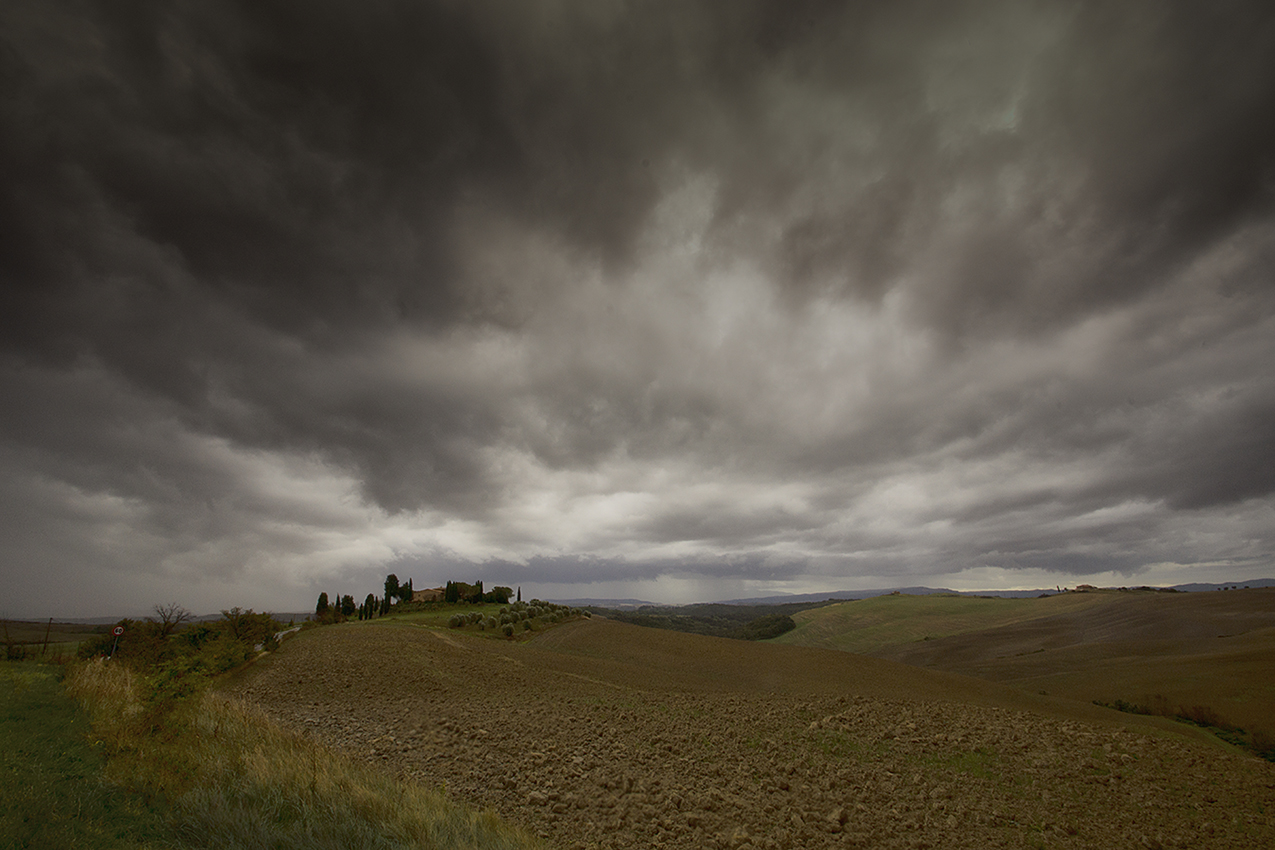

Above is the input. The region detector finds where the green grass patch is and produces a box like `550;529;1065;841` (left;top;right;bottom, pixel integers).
923;746;1001;781
808;728;889;761
64;658;546;850
1;660;173;849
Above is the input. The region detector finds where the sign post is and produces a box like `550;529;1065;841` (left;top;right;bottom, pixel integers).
109;625;123;659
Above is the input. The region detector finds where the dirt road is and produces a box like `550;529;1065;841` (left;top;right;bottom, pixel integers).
225;618;1275;849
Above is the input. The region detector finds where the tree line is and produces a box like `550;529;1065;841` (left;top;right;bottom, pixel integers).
314;575;517;623
78;602;287;683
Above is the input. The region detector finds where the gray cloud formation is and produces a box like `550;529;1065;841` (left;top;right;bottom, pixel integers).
2;0;1273;616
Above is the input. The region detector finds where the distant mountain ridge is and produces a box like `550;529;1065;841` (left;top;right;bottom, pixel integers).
714;578;1269;604
1166;579;1275;592
549;598;659;610
712;578;1275;606
550;578;1275;610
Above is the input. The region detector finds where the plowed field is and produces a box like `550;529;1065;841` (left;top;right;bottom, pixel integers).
224;617;1275;849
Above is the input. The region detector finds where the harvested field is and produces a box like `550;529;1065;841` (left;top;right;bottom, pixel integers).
778;588;1275;738
225;617;1275;850
1;619;106;656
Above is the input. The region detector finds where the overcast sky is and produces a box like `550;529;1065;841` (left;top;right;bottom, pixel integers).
3;1;1274;618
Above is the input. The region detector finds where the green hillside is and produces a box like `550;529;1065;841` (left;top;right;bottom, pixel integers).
770;591;1114;655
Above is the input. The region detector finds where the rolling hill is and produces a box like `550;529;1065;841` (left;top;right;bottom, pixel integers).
224;610;1275;849
771;587;1275;741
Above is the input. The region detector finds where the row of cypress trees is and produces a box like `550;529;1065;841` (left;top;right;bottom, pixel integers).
315;575;516;622
315;574;419;622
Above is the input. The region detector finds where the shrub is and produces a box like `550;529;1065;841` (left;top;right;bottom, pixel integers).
502;624;514;637
1179;704;1232;730
1252;729;1275;762
740;613;797;641
481;586;511;604
220;608;284;646
523;620;532;631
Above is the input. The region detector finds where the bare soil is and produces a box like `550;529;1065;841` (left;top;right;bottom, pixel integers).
225;618;1275;849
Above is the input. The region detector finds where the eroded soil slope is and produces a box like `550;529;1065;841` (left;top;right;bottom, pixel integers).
225;618;1275;850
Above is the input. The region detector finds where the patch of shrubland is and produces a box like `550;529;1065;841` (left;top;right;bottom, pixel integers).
447;600;589;638
594;602;807;641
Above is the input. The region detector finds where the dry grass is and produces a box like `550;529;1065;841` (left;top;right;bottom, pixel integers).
64;659;545;850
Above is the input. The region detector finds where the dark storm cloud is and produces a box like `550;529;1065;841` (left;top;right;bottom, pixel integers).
713;3;1275;328
2;0;1274;615
0;0;745;511
2;0;499;342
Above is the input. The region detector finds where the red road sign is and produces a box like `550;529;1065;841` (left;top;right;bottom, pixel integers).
113;626;124;636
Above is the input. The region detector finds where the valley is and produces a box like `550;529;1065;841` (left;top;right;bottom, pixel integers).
224;611;1275;849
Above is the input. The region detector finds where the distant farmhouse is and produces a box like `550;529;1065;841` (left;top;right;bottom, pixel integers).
409;581;512;604
412;586;446;603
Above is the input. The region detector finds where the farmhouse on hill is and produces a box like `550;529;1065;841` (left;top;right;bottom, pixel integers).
412;586;446;603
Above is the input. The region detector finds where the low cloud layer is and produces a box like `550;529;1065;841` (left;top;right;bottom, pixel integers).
2;1;1273;617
